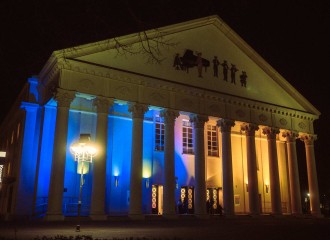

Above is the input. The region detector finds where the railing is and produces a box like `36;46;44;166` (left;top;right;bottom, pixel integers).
33;196;91;217
63;196;90;216
33;196;48;218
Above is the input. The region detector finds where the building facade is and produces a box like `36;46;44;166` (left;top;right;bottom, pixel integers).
0;16;321;220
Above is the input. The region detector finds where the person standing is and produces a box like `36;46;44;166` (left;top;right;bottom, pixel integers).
240;71;248;87
230;64;238;84
213;56;220;77
221;60;229;81
196;52;203;78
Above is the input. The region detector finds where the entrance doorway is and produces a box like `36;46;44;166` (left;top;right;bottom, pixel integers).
207;187;222;214
179;186;194;214
151;184;163;215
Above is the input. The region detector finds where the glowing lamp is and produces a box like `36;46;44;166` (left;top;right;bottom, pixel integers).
145;178;150;188
265;184;269;193
70;134;98;164
70;133;97;232
114;176;119;187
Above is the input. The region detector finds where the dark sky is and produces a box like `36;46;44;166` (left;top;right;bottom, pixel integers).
0;1;329;195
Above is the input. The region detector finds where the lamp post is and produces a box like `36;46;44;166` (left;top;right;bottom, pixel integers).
70;134;97;232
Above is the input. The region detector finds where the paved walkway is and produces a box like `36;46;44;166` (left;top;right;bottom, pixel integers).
0;215;330;240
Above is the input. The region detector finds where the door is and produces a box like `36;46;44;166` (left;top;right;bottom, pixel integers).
151;184;163;215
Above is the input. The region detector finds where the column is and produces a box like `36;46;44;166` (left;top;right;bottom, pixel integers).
217;119;235;216
90;97;113;220
282;131;302;215
190;114;208;216
300;134;321;216
161;109;179;217
46;89;75;220
128;103;148;218
16;102;40;217
241;123;260;215
262;127;282;215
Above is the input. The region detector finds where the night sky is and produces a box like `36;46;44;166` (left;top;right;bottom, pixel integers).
0;1;329;197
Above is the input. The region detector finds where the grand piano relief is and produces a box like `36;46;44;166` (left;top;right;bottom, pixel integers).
173;49;210;77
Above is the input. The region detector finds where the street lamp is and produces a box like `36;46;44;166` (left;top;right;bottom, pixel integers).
70;134;97;232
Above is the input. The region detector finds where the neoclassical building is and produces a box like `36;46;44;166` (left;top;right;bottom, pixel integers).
0;15;321;220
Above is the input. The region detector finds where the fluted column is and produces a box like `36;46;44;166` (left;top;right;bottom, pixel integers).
217;119;235;216
90;97;113;220
241;123;260;215
161;109;179;217
282;131;302;215
300;134;321;216
262;127;282;215
128;103;148;218
190;114;208;216
46;89;75;221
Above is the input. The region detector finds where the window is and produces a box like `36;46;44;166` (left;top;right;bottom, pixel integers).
155;116;164;151
207;125;218;157
182;120;194;154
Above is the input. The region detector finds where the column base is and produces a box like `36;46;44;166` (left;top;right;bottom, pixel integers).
44;214;65;221
128;214;145;220
90;214;108;221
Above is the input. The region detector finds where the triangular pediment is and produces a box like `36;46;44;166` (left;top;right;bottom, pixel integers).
50;15;319;116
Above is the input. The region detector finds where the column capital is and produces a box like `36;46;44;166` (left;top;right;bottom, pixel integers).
189;114;208;128
299;134;317;146
217;118;235;133
282;130;299;142
54;89;75;108
128;103;148;119
240;123;259;136
160;109;179;124
93;97;114;114
262;127;280;140
20;102;39;112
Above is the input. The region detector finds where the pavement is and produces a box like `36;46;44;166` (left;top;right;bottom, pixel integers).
0;215;330;240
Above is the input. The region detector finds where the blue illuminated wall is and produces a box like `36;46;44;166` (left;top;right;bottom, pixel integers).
63;106;97;216
35;105;56;214
105;104;154;215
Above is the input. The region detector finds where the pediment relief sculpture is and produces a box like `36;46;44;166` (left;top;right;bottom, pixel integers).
298;122;307;130
279;118;288;126
116;86;131;97
235;109;246;118
258;114;268;122
78;79;94;91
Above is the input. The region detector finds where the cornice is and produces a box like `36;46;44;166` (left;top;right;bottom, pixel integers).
61;58;317;124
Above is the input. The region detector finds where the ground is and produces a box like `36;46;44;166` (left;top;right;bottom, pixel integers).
1;215;330;240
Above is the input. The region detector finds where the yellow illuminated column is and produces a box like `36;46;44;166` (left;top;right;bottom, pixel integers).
128;103;148;218
46;89;75;221
282;131;302;215
300;134;321;216
161;109;179;217
90;97;113;220
190;114;208;216
262;127;282;215
241;123;260;215
217;119;235;216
